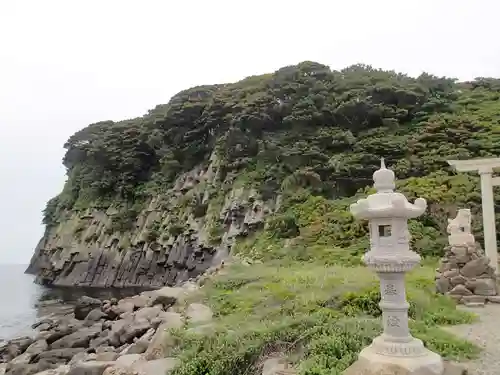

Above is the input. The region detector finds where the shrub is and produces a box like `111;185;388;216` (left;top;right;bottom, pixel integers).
265;213;299;238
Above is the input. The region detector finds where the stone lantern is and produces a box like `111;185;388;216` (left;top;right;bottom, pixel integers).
344;159;444;375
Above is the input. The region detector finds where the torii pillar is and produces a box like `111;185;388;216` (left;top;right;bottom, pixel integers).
448;158;500;275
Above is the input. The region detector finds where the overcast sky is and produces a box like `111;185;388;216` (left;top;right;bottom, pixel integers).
0;0;499;265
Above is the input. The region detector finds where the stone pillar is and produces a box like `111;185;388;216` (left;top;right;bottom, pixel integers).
345;159;443;375
379;273;411;340
479;167;499;274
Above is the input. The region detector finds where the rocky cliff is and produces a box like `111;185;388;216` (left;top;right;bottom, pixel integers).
27;151;276;288
26;62;500;288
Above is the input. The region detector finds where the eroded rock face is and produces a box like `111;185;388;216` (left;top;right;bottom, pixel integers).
26;152;277;289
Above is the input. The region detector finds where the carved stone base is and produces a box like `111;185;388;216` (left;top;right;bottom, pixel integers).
343;340;444;375
368;335;430;357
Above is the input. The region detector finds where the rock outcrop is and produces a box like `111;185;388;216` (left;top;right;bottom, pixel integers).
435;209;498;306
26;151;276;288
0;282;206;375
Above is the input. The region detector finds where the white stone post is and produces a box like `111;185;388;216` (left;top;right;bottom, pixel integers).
479;168;499;274
344;159;443;375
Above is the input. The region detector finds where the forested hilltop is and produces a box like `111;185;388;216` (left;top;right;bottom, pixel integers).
28;61;500;288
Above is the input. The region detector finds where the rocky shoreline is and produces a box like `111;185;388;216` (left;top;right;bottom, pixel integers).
0;279;208;375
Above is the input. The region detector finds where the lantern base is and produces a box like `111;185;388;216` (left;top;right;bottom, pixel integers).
343;340;444;375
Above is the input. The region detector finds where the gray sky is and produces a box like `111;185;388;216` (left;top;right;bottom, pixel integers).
0;0;499;264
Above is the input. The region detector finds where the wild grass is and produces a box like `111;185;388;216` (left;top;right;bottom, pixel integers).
171;261;479;375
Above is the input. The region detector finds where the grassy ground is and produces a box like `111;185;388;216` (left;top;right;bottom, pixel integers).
170;260;479;375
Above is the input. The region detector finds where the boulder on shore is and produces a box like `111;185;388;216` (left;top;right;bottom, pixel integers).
74;297;102;321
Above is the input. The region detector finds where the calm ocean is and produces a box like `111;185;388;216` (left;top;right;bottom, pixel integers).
0;264;44;342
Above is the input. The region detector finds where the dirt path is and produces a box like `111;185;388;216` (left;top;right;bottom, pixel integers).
442;303;500;375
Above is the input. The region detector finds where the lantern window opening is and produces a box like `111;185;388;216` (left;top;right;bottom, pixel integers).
378;224;392;237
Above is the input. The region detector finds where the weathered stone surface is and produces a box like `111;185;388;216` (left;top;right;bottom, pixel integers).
448;285;472;296
33;319;55;330
450;246;467;257
467;278;497;296
148;287;184;308
442;361;467;375
44;325;80;346
51;324;102;349
487;295;500;303
131;358;179;375
74;297;102;320
35;323;52;332
186;303;212;324
442;269;459;278
95;347;116;355
9;352;33;366
25;340;48;356
461;295;486;304
449;275;467;286
114;355;142;368
143;313;184;360
85;309;109;323
111;302;135;317
438;262;453;272
435;278;450;294
4;337;34;358
24;365;69;375
5;363;45;375
100;356;178;375
89;336;110;350
68;353;97;366
129;296;151;310
460;257;490;278
121;329;155;355
66;361;115;375
94;352;119;362
118;320;150;345
35;348;85;364
133;307;162;323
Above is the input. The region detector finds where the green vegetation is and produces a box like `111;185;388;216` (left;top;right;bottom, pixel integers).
43;62;500;248
171;263;478;375
109;207;140;233
40;62;500;373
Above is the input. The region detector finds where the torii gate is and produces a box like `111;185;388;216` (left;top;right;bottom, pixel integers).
448;158;500;275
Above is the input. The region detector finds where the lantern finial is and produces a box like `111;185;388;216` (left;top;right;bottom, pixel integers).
373;158;395;192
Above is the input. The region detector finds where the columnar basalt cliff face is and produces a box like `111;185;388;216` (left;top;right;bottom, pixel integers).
27;152;276;288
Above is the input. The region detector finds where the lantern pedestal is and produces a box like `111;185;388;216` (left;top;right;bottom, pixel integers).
344;251;445;375
344;345;444;375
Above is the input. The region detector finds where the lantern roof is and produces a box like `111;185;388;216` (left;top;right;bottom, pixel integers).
350;159;427;219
